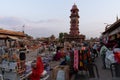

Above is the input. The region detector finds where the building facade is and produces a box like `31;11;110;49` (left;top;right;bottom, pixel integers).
0;29;25;47
102;19;120;44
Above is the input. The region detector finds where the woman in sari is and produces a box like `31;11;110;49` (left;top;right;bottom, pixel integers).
30;55;44;80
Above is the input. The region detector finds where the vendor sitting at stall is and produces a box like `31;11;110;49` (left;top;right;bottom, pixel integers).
30;55;44;80
113;40;120;63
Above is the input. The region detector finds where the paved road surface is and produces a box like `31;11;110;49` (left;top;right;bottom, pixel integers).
95;56;112;80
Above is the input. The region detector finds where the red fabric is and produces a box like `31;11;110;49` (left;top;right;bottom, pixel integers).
54;52;61;61
74;50;78;71
30;56;44;80
81;47;86;50
114;52;120;63
60;52;65;58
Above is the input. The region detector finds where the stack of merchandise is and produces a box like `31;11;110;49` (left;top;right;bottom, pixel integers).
52;65;70;80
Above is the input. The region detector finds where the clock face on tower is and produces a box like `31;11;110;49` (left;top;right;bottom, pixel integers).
72;17;76;20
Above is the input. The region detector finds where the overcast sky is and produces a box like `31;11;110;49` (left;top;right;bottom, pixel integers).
0;0;120;39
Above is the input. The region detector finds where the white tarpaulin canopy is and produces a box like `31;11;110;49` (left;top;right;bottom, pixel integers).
8;36;19;40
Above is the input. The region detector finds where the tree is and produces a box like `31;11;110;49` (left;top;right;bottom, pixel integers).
59;33;64;39
49;34;56;43
59;32;68;43
59;32;64;43
64;32;68;37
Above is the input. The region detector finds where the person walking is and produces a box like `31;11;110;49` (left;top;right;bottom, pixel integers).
19;43;26;61
100;42;108;69
92;43;98;57
17;43;27;75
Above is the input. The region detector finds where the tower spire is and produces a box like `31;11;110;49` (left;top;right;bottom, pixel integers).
74;0;77;4
74;3;76;5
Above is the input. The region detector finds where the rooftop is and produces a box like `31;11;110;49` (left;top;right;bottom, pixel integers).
102;19;120;34
0;29;25;37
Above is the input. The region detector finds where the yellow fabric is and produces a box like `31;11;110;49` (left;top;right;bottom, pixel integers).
80;61;83;67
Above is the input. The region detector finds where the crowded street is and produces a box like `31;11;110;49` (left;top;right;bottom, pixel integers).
0;39;120;80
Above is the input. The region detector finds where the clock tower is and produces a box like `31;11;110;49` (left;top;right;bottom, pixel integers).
70;4;80;36
64;4;85;43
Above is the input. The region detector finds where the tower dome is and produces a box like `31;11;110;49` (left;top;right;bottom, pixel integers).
71;4;79;11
